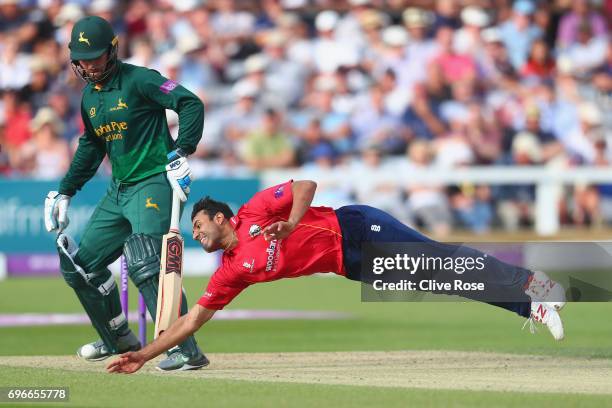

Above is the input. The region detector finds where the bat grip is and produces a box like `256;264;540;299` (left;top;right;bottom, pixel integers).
169;190;181;231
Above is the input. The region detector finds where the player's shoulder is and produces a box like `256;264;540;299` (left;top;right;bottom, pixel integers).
119;61;165;81
236;201;269;222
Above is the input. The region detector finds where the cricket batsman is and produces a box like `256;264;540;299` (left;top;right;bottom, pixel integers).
107;180;566;374
44;16;208;371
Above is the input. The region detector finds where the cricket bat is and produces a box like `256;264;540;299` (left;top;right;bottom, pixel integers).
154;191;184;339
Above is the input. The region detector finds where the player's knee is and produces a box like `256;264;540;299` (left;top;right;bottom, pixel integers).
61;268;88;289
72;243;112;275
124;233;161;287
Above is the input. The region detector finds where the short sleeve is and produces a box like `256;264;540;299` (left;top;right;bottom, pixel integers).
197;270;248;310
242;180;294;218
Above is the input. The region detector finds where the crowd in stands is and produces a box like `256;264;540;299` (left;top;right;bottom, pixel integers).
0;0;610;234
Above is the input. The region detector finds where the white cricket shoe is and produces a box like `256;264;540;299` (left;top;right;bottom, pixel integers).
523;302;565;341
524;271;566;311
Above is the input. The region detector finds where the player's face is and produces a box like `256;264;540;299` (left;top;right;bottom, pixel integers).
78;52;109;82
192;211;224;253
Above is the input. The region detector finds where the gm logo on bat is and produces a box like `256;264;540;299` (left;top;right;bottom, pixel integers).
165;237;183;275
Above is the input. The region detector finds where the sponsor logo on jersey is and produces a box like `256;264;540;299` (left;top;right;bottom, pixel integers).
145;197;160;211
94;121;128;142
274;185;285;198
78;32;90;46
160;80;179;94
109;98;128;111
243;259;255;273
265;239;281;272
249;224;261;237
89;107;96;118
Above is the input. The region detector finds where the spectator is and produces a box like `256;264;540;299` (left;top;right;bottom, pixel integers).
2;89;31;149
124;37;159;70
52;3;84;50
478;27;516;84
430;0;462;34
557;0;608;50
350;143;407;221
175;35;217;100
520;39;555;80
401;8;438;90
219;79;264;152
580;68;612;131
0;36;31;90
496;132;541;230
46;91;79;142
239;108;295;170
295;75;352;155
18;107;70;179
0;0;29;43
454;6;489;57
506;105;564;163
402;73;447;141
278;12;312;68
295;118;336;165
20;56;53;113
359;9;387;69
430;25;477;84
261;30;307;108
145;11;174;55
404;140;452;237
464;102;502;164
375;25;414;92
351;84;408;154
449;184;494;233
124;0;150;39
559;21;608;77
254;0;285;31
498;0;543;70
312;10;359;74
210;0;255;44
335;0;372;53
562;102;605;164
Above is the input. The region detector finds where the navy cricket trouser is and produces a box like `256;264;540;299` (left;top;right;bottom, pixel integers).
335;205;532;318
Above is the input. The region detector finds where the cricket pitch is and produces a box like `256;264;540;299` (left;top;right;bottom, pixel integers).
2;351;611;395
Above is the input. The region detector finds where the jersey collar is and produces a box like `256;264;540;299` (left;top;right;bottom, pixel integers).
224;216;241;254
90;61;123;93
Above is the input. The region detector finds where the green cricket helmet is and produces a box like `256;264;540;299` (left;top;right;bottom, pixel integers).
69;16;119;83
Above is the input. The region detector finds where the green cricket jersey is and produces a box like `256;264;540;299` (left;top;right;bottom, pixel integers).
59;61;204;196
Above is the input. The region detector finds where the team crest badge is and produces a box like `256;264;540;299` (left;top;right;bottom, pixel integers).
78;32;91;46
249;224;261;237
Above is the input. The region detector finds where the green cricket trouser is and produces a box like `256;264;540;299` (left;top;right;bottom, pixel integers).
76;172;175;271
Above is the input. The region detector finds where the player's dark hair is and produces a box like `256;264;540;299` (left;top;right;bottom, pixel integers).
191;196;234;221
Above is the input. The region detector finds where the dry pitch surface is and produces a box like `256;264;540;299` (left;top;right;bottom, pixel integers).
2;351;611;395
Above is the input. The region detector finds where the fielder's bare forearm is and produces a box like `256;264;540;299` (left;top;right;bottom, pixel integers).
287;180;317;226
139;305;215;362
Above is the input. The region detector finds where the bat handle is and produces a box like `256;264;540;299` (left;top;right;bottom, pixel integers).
169;190;181;231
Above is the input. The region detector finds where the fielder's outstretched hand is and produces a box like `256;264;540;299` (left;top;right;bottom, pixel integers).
264;221;295;241
107;351;146;374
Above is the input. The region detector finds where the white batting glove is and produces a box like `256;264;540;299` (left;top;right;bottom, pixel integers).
44;191;71;232
165;149;192;202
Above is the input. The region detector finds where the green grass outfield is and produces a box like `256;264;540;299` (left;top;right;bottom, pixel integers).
0;276;611;407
